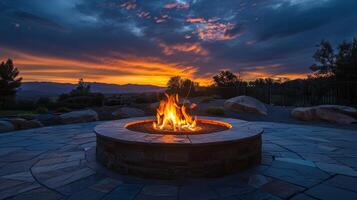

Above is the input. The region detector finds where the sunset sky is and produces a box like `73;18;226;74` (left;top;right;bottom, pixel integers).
1;0;357;86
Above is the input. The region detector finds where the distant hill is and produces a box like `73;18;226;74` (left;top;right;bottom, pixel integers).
17;82;165;100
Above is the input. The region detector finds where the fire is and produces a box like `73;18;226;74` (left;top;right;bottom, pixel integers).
153;93;199;132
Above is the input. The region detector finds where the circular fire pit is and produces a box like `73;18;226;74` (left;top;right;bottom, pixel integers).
95;116;262;179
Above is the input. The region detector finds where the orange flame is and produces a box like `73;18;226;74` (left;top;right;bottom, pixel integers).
153;93;198;132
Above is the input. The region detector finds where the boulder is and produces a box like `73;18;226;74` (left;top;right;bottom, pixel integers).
59;109;99;124
4;118;43;130
315;108;357;124
112;107;146;118
317;105;357;118
291;107;315;121
291;105;357;124
224;96;268;115
36;114;62;126
0;121;14;133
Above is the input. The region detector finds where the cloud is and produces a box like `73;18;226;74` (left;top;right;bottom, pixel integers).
1;0;356;85
164;2;190;9
186;17;243;41
159;42;209;56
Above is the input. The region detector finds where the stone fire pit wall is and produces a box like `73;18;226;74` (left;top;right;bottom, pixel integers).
95;117;262;179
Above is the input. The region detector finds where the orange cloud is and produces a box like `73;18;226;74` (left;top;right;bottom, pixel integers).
186;17;206;23
121;0;137;10
137;11;150;19
159;42;209;56
155;14;169;23
164;2;190;9
186;17;241;41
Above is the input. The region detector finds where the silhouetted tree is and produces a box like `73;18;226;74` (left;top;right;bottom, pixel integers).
213;70;240;88
0;59;22;108
166;76;198;97
213;70;245;98
310;40;335;77
166;76;181;94
70;78;90;95
335;38;357;80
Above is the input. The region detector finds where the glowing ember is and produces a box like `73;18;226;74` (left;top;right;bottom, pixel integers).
153;93;199;132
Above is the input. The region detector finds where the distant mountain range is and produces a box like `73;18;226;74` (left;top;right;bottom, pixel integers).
17;82;165;100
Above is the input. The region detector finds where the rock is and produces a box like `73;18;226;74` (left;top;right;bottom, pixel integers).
291;105;357;124
3;118;43;130
317;105;357;118
224;95;268;115
315;108;357;124
291;107;315;121
28;120;44;128
112;107;146;118
0;121;14;133
36;114;62;126
92;107;120;121
59;109;99;124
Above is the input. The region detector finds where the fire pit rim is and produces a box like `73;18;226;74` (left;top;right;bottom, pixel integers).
94;116;263;146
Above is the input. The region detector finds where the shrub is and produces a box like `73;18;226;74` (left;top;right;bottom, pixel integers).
55;107;71;113
200;96;215;103
57;93;104;109
36;106;49;114
36;97;52;107
204;107;225;116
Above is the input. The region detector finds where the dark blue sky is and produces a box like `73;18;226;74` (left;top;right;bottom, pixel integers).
1;0;357;85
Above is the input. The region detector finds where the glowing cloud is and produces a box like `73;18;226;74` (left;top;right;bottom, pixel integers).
159;42;209;56
186;17;242;41
164;2;190;9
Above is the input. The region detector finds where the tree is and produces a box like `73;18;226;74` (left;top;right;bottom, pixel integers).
310;40;335;77
213;70;240;87
166;76;198;97
70;78;90;95
0;59;22;108
212;70;245;98
166;76;182;94
335;38;357;80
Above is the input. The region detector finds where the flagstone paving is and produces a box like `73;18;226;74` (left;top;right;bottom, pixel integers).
0;121;357;200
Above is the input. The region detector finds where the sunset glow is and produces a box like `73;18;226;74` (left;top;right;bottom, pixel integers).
1;0;355;86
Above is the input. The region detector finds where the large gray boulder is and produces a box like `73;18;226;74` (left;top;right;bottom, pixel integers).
36;114;62;126
4;118;43;130
112;107;146;118
291;105;357;124
0;121;14;133
224;96;267;116
59;109;99;124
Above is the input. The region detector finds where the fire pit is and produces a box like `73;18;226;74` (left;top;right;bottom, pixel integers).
95;94;263;178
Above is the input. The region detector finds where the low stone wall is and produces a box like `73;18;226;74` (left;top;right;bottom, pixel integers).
95;117;262;179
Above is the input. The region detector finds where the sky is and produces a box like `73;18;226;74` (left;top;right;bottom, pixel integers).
1;0;357;86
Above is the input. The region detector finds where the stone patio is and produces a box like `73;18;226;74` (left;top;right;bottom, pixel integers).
0;120;357;200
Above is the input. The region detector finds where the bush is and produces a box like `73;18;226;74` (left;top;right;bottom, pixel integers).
8;100;36;110
36;97;51;107
200;96;215;103
55;107;71;113
134;93;158;104
57;93;104;109
36;106;49;114
204;107;225;116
